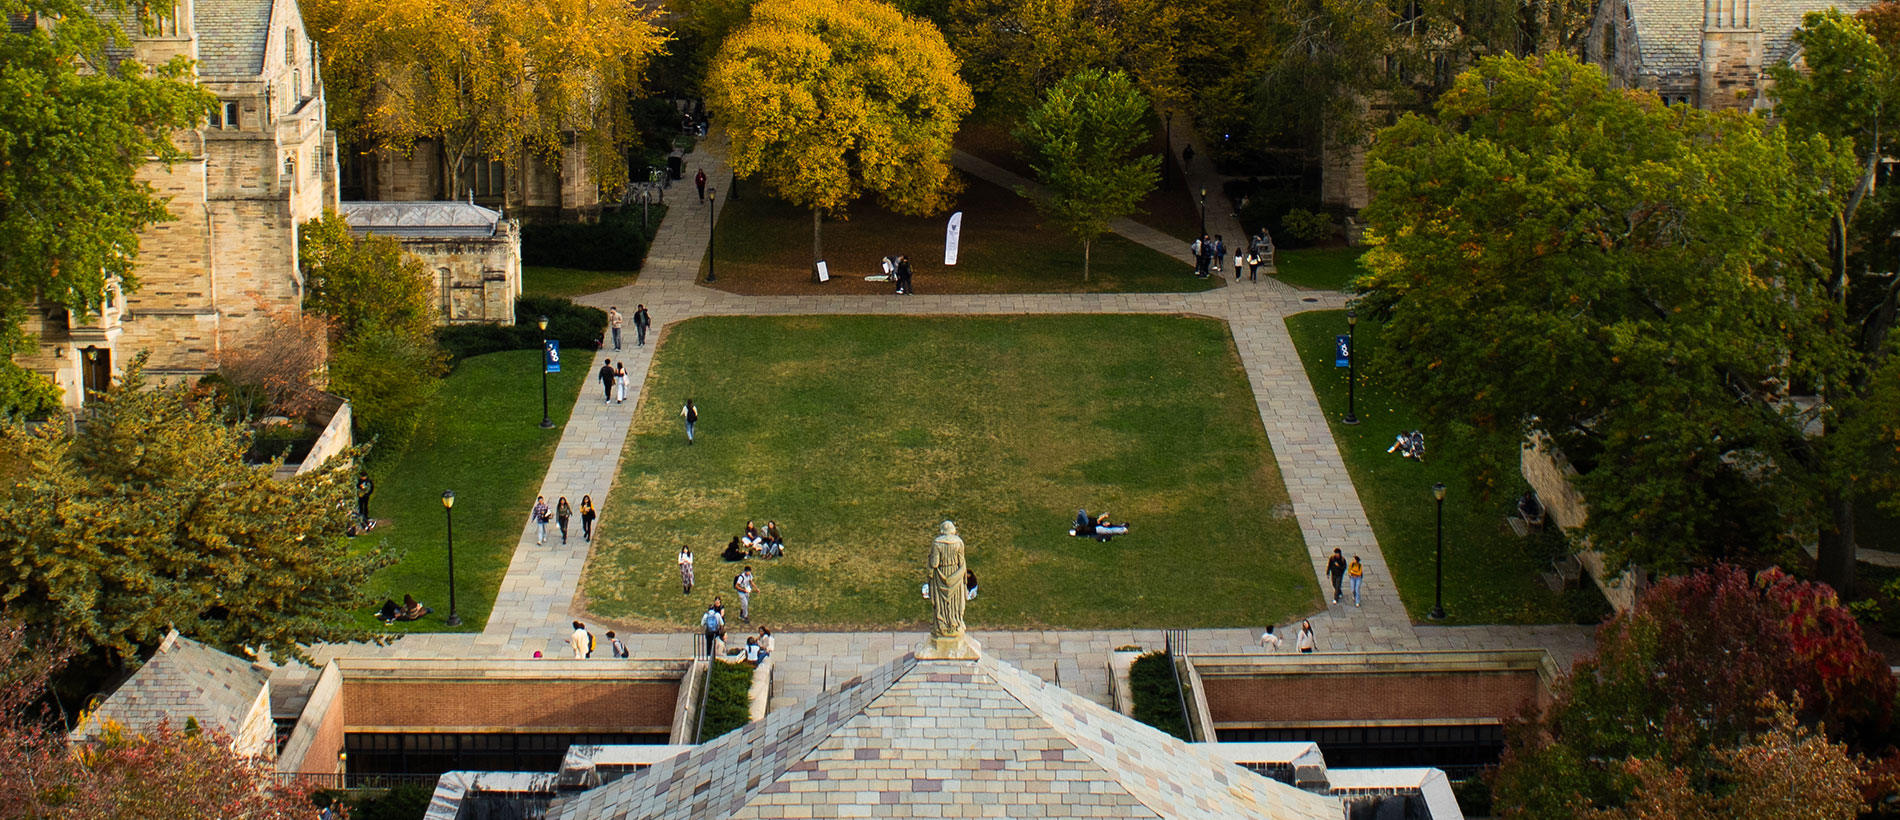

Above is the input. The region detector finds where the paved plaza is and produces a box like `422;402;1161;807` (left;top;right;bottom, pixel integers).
283;132;1593;714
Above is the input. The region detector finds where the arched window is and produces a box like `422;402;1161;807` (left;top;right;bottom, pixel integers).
284;155;296;181
285;28;296;65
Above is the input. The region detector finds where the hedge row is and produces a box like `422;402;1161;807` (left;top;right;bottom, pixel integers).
699;660;755;741
1128;650;1191;741
521;217;651;272
434;296;608;367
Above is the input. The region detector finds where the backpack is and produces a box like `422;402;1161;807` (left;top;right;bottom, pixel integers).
734;573;747;593
587;632;596;657
611;638;628;658
685;404;699;423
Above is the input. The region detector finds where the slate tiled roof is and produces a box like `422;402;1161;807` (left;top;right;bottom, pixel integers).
339;201;505;238
73;631;267;742
546;652;1340;820
1629;0;1877;76
193;0;274;76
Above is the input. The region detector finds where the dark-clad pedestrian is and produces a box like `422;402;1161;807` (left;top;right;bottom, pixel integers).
682;399;698;444
580;495;597;542
1326;548;1347;604
597;361;616;403
695;168;707;200
632;304;651;346
355;472;374;527
556;496;573;544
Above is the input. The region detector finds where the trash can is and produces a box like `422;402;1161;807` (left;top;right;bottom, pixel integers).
667;153;684;181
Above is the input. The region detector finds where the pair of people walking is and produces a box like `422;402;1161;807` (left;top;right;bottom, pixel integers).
1258;621;1318;653
533;495;599;545
1325;548;1366;606
598;360;630;404
607;306;651;350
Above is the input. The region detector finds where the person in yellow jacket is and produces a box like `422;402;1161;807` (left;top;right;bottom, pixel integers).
1347;556;1365;607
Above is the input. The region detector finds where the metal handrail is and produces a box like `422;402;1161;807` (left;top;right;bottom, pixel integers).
1165;629;1193;741
692;654;714;743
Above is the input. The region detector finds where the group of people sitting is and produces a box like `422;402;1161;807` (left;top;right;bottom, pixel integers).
1069;509;1131;542
722;520;786;561
1387;429;1426;461
375;595;431;624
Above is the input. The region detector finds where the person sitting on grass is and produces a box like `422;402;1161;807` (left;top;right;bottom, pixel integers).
1092;513;1130;541
376;599;400;624
742;520;762;553
965;569;979;600
722;537;749;562
1069;509;1095;538
396;594;432;621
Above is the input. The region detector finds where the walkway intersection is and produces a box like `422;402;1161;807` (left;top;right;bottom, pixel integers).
291;136;1594;713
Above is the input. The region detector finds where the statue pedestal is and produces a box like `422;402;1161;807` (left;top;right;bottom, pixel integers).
914;634;982;660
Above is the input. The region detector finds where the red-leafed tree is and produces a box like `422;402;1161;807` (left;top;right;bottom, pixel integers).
1491;565;1895;818
0;619;323;820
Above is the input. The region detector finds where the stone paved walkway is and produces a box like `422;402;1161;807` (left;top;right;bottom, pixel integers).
282;134;1594;714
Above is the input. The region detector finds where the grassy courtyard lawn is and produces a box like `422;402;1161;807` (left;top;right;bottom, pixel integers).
1285;310;1587;625
582;314;1317;631
523;266;639;300
354;350;586;632
957;119;1201;244
705;175;1213;295
1275;247;1366;292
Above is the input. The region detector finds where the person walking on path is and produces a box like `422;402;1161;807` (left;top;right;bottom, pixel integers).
1326;548;1347;604
1181;144;1195;168
532;496;552;545
700;603;724;657
632;305;650;347
1192;235;1211;278
1258;624;1284;652
695;168;707;201
1348;555;1365;606
555;496;573;544
1211;235;1226;277
580;495;597;542
570;620;593;659
614;361;629;404
679;546;695;593
597;361;616;403
682;399;698;444
1297;620;1316;654
355;472;375;528
608;307;623;351
607;630;629;658
734;566;755;624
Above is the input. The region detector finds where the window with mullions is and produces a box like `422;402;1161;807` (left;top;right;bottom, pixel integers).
462;158;507;198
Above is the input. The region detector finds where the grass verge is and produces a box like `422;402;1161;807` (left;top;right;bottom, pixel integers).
1274;247;1366;292
582;314;1315;631
705;175;1212;295
354;350;585;632
1285;309;1604;625
523;266;639;300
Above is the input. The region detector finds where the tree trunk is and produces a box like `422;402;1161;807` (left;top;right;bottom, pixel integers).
1083;238;1092;282
812;208;824;268
1816;490;1858;594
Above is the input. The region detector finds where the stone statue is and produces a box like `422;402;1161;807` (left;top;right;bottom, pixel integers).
929;520;966;639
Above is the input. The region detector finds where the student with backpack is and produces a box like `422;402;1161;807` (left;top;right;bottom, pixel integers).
734;566;755;624
682;399;699;444
608;630;629;659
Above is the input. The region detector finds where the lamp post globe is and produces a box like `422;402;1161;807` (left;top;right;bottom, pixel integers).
443;490;461;626
1430;482;1448;620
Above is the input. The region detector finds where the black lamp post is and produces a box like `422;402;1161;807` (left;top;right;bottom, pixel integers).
706;188;718;283
1430;482;1448;620
443;490;461;626
537;315;553;429
1198;187;1208;237
1343;309;1360;425
1163;110;1173;191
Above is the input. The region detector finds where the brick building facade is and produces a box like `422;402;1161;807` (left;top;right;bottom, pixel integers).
13;0;338;407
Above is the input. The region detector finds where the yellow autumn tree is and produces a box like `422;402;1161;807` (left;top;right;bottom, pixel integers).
303;0;667;202
705;0;973;264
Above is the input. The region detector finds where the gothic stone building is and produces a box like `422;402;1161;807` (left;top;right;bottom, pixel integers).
1586;0;1874;109
338;200;522;325
341;140;603;223
13;0;337;407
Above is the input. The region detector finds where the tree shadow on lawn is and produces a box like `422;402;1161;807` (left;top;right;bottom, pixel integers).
705;174;1213;296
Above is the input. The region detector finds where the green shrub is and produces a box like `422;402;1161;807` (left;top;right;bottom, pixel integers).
699;660;755;741
0;359;62;421
316;783;434;820
434;297;608;367
1281;208;1335;244
521;219;650;272
1128;651;1190;741
330;327;447;457
1451;776;1493;817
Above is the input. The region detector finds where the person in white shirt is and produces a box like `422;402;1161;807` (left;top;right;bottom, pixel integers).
1297;620;1316;654
1258;624;1284;651
570;620;592;659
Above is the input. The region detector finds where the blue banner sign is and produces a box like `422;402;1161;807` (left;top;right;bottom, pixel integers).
544;339;561;373
1335;335;1351;368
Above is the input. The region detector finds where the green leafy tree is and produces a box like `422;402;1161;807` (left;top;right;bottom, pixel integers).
0;325;59;420
329;327;446;455
1767;7;1900;591
1013;69;1159;281
1358;54;1856;573
0;356;388;677
1491;566;1891;818
0;0;214;333
300;210;436;340
705;0;973;265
